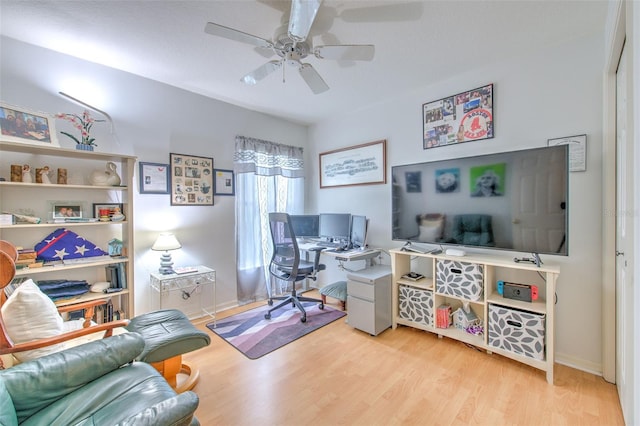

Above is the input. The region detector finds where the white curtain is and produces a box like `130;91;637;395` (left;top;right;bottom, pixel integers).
234;135;304;304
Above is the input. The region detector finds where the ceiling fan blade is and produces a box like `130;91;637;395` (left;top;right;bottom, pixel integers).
314;45;375;61
241;60;282;85
205;22;273;49
288;0;322;42
298;63;329;94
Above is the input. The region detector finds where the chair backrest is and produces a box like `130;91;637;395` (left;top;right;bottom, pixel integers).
452;214;495;246
268;212;302;282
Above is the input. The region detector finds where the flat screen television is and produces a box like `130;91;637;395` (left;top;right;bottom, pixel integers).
319;213;352;242
290;214;319;238
391;145;568;256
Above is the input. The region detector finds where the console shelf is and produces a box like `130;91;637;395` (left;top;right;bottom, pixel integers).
390;249;560;384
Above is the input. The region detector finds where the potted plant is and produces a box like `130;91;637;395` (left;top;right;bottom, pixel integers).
55;110;105;151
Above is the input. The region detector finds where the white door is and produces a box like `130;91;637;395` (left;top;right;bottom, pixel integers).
615;43;633;423
511;149;567;254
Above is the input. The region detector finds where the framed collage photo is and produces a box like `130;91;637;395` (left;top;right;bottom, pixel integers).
423;84;493;149
169;153;213;206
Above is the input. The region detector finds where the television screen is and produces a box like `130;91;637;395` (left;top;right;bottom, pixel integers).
290;215;319;238
391;145;568;255
319;213;352;241
351;215;368;249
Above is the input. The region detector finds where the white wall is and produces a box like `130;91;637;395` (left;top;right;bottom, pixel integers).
0;37;309;316
308;34;605;373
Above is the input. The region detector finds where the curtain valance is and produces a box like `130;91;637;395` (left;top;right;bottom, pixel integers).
234;135;304;178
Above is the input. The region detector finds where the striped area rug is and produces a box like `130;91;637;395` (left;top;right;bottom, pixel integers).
207;301;346;359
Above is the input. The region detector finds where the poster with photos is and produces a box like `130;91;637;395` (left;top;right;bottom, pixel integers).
170;153;213;206
423;84;494;149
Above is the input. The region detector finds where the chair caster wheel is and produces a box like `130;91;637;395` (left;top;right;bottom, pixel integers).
267;299;273;306
264;313;271;320
301;316;307;323
318;303;324;310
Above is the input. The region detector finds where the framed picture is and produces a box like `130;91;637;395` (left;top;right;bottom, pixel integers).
214;169;235;196
423;84;494;149
547;134;587;172
92;203;124;219
52;202;83;219
139;161;170;194
319;139;386;188
0;102;60;147
169;153;213;206
405;171;422;193
435;168;460;193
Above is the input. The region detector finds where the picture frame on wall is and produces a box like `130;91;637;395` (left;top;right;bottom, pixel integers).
214;169;235;196
547;134;587;172
169;153;213;206
139;162;170;194
0;102;60;147
319;139;386;188
422;84;494;149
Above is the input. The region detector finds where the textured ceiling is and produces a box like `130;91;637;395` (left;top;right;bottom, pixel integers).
0;0;608;125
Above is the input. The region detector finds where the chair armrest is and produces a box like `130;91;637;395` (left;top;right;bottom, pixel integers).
57;298;112;328
0;333;145;420
116;391;200;426
0;319;129;355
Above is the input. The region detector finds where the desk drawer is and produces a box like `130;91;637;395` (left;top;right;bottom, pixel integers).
347;280;374;301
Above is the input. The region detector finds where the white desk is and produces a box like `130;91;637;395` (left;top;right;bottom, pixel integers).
297;242;380;263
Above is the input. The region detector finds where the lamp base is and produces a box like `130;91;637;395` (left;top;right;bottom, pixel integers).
159;252;174;275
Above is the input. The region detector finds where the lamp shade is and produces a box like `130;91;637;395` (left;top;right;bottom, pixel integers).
151;233;182;252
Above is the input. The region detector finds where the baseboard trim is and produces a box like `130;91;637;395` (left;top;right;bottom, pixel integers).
555;352;603;377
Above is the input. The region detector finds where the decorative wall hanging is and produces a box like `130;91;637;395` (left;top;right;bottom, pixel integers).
547;134;586;172
469;163;505;197
423;84;494;149
319;139;386;188
139;162;170;194
0;102;59;147
214;169;235;196
169;153;213;206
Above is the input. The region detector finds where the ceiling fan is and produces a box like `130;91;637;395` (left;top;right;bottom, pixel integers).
204;0;375;94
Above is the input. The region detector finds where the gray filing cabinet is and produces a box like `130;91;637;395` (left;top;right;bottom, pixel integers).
346;265;392;336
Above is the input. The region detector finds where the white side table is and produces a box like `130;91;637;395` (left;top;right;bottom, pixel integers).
150;266;216;326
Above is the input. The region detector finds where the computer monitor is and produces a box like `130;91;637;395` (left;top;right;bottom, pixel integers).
319;213;351;242
290;214;319;238
351;215;368;249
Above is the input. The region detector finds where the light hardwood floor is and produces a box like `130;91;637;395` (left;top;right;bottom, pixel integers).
185;293;624;425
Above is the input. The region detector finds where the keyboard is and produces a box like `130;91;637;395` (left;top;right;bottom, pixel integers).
315;242;341;248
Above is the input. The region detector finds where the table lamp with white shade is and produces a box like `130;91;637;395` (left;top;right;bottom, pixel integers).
151;233;182;274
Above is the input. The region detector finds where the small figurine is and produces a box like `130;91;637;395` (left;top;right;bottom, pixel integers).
110;206;125;222
90;161;121;186
39;166;52;184
22;165;33;183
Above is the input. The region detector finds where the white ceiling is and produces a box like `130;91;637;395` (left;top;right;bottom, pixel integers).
0;0;608;125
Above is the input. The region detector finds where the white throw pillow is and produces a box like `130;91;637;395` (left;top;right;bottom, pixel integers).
418;224;442;242
1;279;64;362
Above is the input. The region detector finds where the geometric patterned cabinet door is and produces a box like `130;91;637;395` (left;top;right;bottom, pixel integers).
398;285;433;327
487;304;545;360
436;260;483;301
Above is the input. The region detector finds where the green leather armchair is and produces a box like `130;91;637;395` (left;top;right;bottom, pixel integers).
0;333;200;426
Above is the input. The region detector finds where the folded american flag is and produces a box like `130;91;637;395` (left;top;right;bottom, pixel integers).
35;228;108;262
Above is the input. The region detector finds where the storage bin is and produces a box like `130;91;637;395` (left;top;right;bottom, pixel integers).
398;284;433;327
487;304;545;360
436;260;483;301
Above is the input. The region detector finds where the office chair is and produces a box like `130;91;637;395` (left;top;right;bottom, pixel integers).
265;212;326;323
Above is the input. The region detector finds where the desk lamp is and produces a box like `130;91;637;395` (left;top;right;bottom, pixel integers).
152;233;182;274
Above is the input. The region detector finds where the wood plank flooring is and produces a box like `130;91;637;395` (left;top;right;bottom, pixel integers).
185;293;624;425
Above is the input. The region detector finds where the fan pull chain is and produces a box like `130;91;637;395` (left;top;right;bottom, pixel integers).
282;60;286;83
